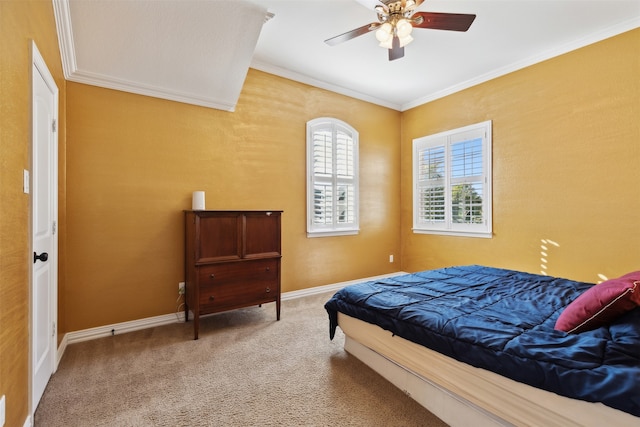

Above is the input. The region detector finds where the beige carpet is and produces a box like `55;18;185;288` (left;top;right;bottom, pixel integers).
35;291;448;426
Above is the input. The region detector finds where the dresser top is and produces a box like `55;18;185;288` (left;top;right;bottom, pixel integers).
184;210;283;213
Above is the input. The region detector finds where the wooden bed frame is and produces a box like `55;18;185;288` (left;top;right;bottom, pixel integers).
338;313;638;427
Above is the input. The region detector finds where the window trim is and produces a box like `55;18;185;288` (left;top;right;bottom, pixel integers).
412;120;492;238
306;117;359;238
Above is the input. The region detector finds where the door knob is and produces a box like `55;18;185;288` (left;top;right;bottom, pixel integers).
34;252;49;263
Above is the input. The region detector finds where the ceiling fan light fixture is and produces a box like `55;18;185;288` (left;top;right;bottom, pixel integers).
398;34;413;47
396;18;413;38
375;22;393;43
379;37;393;49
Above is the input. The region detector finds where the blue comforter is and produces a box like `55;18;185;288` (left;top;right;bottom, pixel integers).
324;265;640;416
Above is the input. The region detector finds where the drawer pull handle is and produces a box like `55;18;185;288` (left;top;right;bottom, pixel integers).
265;267;270;271
210;274;215;279
209;295;215;301
266;287;271;293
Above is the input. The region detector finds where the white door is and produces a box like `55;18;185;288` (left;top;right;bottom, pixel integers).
31;41;58;411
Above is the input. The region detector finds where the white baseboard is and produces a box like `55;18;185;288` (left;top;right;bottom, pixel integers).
56;271;407;362
57;332;68;368
281;271;407;300
65;312;184;346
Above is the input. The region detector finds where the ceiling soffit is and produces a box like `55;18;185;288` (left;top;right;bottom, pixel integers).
53;0;270;112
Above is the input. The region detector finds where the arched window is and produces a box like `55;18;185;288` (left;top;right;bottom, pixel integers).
306;118;359;237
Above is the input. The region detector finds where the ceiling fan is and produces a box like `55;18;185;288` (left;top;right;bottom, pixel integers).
324;0;476;61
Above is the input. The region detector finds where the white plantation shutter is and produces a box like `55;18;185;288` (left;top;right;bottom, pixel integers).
307;118;359;237
312;129;334;225
450;137;484;225
417;145;446;225
413;121;492;237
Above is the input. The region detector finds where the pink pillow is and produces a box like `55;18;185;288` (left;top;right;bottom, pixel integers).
555;271;640;333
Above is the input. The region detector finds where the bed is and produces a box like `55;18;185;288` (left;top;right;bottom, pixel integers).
324;265;640;426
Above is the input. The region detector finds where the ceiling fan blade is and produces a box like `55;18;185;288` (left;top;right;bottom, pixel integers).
412;12;476;32
388;36;404;61
324;22;380;46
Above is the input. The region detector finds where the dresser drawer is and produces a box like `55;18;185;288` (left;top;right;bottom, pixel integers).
198;258;278;284
197;259;279;313
199;280;277;313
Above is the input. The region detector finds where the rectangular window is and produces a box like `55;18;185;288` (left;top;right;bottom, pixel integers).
413;121;492;238
307;118;359;237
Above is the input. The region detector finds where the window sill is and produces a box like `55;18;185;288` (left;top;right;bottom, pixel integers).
307;229;359;238
412;228;493;239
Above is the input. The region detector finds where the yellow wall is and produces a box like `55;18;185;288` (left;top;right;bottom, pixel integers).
65;72;401;331
2;2;638;424
400;29;640;283
0;1;67;425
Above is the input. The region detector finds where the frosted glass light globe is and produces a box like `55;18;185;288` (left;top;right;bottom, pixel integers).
396;19;413;38
375;23;393;42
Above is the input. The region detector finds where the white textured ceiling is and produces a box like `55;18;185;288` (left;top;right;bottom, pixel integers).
55;0;640;112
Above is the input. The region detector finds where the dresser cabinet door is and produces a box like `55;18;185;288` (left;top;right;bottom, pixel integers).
243;212;281;259
196;212;242;263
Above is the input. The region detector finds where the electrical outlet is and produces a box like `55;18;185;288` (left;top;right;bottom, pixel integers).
389;254;394;263
23;170;29;194
178;282;185;295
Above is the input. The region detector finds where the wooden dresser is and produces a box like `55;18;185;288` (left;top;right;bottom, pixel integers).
184;210;282;339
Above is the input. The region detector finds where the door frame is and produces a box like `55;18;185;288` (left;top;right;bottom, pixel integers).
30;40;59;414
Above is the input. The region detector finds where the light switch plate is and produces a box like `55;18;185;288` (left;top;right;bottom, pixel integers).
23;169;29;194
1;394;6;426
